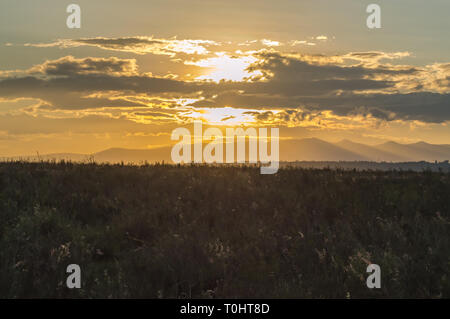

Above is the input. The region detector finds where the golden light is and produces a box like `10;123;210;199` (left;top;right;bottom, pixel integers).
182;106;281;126
187;52;262;82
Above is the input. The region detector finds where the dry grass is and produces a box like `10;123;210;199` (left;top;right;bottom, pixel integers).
0;161;448;298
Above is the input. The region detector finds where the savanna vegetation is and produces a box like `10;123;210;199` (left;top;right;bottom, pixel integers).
0;161;448;298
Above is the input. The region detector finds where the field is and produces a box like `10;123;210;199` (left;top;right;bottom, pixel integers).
0;162;448;298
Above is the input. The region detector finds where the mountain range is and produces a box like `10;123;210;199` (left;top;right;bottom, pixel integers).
280;138;450;162
2;138;450;163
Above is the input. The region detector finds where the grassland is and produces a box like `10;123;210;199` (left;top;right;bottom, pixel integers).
0;162;448;298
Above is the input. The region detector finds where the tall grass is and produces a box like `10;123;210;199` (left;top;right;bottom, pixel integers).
0;162;448;298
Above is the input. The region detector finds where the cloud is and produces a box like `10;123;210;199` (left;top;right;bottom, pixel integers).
342;51;412;68
289;40;307;46
0;55;207;109
29;56;139;76
261;39;282;47
25;36;218;56
0;50;449;124
191;51;449;123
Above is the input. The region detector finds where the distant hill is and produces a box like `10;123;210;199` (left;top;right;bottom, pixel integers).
92;147;172;163
2;138;450;163
282;138;450;162
281;138;367;161
335;140;407;162
374;141;450;162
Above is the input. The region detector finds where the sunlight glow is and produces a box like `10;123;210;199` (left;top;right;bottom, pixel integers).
187;53;262;82
182;106;280;126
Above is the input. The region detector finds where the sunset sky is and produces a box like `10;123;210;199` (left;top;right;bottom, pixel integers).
0;0;449;156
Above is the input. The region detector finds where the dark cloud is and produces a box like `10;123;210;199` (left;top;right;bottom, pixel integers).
26;37;217;56
0;53;206;109
76;37;163;48
33;56;138;76
0;53;449;123
250;52;417;83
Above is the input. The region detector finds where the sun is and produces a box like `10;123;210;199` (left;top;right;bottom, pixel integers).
187;52;262;82
182;106;283;126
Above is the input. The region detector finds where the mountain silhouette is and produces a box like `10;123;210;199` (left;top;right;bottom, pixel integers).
2;139;450;163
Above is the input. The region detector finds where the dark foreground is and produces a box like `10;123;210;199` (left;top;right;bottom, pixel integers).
0;162;448;298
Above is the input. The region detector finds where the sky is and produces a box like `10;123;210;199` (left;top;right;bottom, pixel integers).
0;0;449;156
